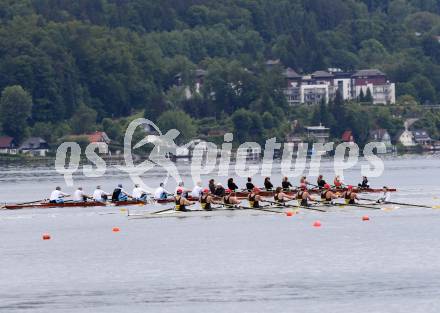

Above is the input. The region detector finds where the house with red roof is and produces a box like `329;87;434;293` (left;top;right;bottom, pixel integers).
85;131;111;154
0;136;18;154
341;130;354;143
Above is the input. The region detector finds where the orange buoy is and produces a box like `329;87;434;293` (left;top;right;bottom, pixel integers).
112;227;120;232
42;233;51;240
313;220;321;227
362;215;370;221
286;211;293;217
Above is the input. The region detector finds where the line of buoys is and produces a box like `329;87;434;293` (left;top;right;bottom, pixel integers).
39;210;374;239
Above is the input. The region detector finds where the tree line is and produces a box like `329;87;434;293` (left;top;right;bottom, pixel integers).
0;0;439;145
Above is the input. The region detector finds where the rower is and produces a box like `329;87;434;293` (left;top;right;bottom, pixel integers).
132;184;148;201
248;187;262;208
214;183;226;197
209;179;216;194
282;177;293;191
175;188;195;212
317;175;326;188
223;189;241;205
154;183;169;200
246;177;255;191
175;182;189;198
274;187;294;203
296;185;314;207
73;187;91;202
376;186;391;203
358;176;370;189
93;185;110;202
200;189;217;211
191;181;203;200
227;178;239;191
321;184;337;204
342;185;358;204
49;186;70;203
300;176;308;186
111;184;130;202
333;176;344;189
264;177;273;191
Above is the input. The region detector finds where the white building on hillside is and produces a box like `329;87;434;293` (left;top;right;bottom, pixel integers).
300;84;329;105
281;67;396;105
352;69;396;104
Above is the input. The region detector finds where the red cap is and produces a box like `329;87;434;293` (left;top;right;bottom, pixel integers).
203;188;209;193
176;188;183;194
225;189;232;194
347;185;353;190
324;184;330;189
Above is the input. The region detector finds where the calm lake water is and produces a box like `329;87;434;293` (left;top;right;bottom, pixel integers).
1;155;440;312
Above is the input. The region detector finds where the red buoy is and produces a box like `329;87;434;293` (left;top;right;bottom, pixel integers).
286;211;293;217
313;221;322;227
112;227;120;232
42;233;51;240
362;215;370;221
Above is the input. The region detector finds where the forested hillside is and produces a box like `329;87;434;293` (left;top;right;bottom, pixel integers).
0;0;439;144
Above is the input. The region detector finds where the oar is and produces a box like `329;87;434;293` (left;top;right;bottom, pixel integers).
377;201;438;209
262;199;298;208
307;182;321;189
338;202;382;210
12;198;49;206
151;207;176;214
263;199;327;212
224;203;286;214
357;197;437;209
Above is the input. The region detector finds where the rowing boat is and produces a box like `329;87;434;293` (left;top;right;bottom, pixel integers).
157;187;396;202
232;187;396;198
3;200;146;210
153;186;396;203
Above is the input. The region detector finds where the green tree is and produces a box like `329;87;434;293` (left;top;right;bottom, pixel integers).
365;88;373;103
358;39;389;67
359;89;365;102
410;74;436;104
329;90;346;137
0;85;32;142
262;111;275;129
70;104;98;134
345;103;372;146
157;110;197;143
231;108;264;143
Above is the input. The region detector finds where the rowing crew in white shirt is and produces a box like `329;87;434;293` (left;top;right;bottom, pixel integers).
132;184;148;201
73;187;91;202
50;184;150;203
49;187;70;203
154;183;170;200
191;181;203;199
153;181;204;201
93;186;110;202
376;186;391;203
